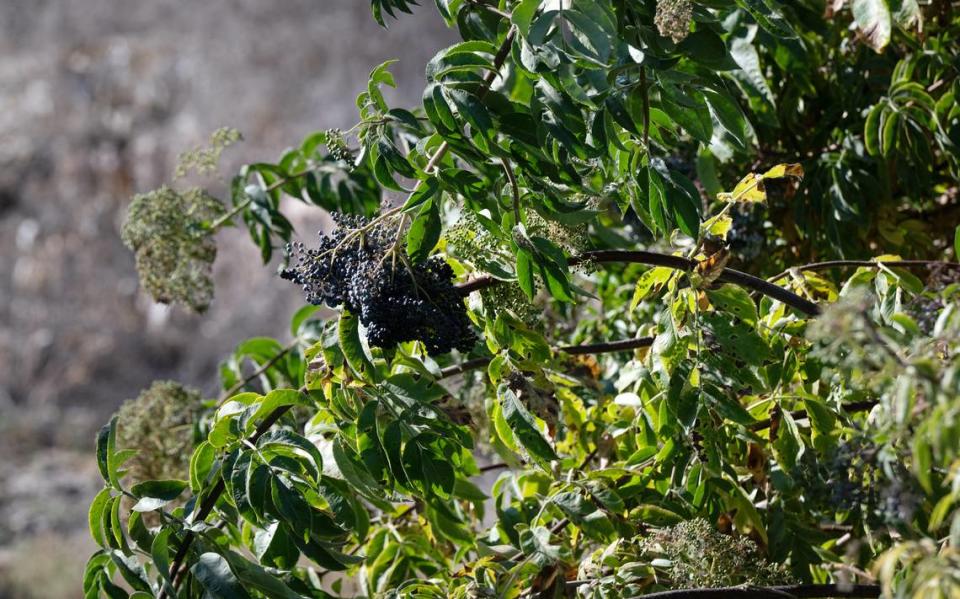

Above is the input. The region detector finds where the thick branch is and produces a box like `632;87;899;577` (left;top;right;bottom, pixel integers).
437;336;654;379
458;250;822;316
749;400;878;432
564;584;881;599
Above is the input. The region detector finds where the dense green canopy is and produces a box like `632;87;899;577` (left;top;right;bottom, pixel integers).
87;1;960;598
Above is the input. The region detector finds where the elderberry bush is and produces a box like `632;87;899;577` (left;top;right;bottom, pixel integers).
281;213;476;354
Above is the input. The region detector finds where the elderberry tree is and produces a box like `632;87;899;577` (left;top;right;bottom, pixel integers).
87;2;960;598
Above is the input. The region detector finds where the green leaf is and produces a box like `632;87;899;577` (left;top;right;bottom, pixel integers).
258;429;325;483
516;248;536;299
402;177;440;212
151;528;175;592
190;443;216;494
290;305;319;337
803;396;837;436
865;104;884;156
403;437;455;498
223;549;308;599
772;408;803;472
254;521;300;570
733;0;797;38
703;88;750;152
130;480;188;512
192;553;254;599
109;551;151;593
247;388;307;431
881;109;900;156
96;416;124;491
498;384;558;465
339;310;375;380
851;0;893;52
88;488;112;548
665;170;702;238
647;166;669;235
954;225;959;259
407;199;442;263
511;0;541;35
707;285;758;325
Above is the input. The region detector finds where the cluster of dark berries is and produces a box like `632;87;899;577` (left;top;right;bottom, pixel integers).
795;436;919;527
906;294;944;335
281;214;476;355
727;204;767;263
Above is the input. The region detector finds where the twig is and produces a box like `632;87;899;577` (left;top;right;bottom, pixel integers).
457;250;822;316
217;340;300;404
767;259;960;284
558;336;654;355
502;157;522;225
464;0;512;19
209;167;314;231
479;462;509;473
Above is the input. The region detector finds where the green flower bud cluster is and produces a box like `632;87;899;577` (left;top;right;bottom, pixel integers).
525;210;589;256
174;127;242;179
655;0;693;43
121;185;224;312
116;380;204;484
639;518;794;588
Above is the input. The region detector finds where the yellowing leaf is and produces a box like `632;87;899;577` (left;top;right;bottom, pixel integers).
692;249;731;289
717;173;766;203
702;214;733;239
761;163;804;180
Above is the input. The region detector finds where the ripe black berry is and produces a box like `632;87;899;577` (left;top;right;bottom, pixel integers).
281;214;476;355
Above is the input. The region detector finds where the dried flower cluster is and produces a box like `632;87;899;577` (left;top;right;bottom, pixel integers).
174;126;242;179
116;381;203;484
655;0;694;43
121;185;223;311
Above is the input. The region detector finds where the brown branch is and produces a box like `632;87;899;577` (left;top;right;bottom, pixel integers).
458;250;823;316
437;336;654;379
479;462;509;473
564;583;881;598
749;400;878;432
768;259;960;284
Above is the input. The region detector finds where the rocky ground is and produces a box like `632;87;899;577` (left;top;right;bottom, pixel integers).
0;2;453;596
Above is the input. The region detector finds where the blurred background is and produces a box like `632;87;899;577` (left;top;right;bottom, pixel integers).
0;2;453;596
